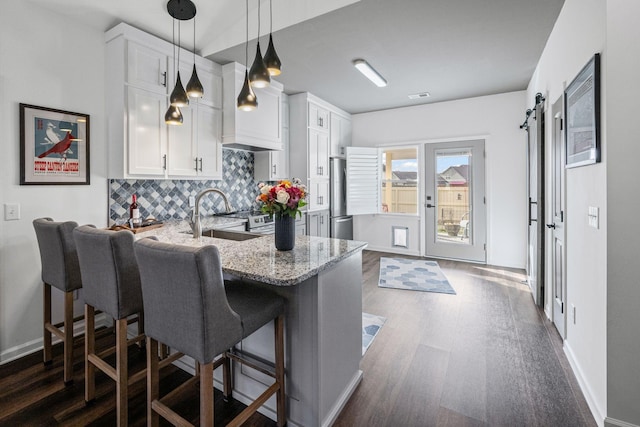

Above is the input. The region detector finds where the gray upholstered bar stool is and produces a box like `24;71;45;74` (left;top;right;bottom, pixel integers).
33;217;83;385
134;238;287;427
73;225;149;427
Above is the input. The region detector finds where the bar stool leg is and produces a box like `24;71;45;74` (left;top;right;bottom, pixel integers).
222;354;232;401
275;315;286;427
137;312;145;349
63;291;74;385
43;284;52;365
147;337;159;427
116;318;128;426
200;361;214;427
85;304;96;403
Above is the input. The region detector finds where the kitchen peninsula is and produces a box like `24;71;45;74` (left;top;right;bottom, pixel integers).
139;219;367;427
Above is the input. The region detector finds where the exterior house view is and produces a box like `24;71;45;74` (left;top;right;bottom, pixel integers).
0;0;639;426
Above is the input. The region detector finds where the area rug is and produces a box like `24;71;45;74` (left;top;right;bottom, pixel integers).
362;312;386;355
378;257;456;294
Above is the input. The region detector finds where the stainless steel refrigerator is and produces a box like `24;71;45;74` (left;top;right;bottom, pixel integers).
330;158;353;239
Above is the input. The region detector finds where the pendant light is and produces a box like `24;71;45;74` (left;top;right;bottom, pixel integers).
263;0;281;76
165;18;183;125
186;16;204;98
249;0;271;88
238;0;258;111
169;20;189;107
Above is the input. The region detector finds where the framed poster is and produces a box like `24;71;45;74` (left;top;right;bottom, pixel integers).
20;103;90;185
564;53;600;168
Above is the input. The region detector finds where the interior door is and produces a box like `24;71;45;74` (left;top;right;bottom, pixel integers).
550;97;566;338
425;140;486;262
527;100;545;306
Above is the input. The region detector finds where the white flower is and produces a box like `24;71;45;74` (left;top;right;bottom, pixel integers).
261;185;273;195
276;189;290;204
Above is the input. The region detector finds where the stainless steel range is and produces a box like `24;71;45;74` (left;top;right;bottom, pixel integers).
222;211;306;235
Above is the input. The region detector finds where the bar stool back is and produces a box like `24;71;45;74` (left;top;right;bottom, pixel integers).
33;217;82;385
134;238;287;427
73;225;145;426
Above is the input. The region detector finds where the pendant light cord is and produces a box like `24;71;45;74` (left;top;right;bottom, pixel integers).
270;0;273;33
257;0;261;39
193;17;196;62
177;20;181;65
172;18;176;81
245;0;249;66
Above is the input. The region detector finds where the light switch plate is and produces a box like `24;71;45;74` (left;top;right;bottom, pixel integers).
4;203;20;221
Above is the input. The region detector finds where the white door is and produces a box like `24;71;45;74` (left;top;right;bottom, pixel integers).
425;140;486;262
550;97;566;338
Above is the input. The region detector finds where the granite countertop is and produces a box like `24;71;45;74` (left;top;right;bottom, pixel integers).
135;218;368;286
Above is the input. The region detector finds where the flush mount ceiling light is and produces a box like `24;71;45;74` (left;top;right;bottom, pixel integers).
353;59;387;87
237;0;258;111
263;0;281;76
249;0;271;89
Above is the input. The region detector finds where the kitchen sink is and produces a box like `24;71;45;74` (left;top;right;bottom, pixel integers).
202;229;261;241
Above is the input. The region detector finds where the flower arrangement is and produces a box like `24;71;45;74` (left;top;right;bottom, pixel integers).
256;178;307;218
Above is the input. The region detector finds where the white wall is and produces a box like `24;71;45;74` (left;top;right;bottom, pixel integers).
0;2;107;362
605;1;640;425
352;91;527;268
526;0;607;424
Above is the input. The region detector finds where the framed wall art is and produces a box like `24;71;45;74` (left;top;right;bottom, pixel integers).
20;103;90;185
564;53;600;168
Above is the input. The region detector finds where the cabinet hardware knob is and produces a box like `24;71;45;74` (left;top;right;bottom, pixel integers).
163;154;167;170
199;158;203;172
272;165;277;175
195;158;199;172
161;71;167;87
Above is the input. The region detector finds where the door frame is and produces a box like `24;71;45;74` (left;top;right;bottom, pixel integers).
423;139;487;263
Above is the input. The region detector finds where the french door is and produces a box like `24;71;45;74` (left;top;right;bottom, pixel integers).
425;140;486;263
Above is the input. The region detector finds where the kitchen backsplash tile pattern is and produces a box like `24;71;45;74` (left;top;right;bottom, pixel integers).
109;149;259;224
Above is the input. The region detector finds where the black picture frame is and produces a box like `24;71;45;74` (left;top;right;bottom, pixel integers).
20;103;90;185
564;53;600;168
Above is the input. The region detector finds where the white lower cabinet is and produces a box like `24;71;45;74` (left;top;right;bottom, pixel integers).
307;210;330;237
307;179;330;211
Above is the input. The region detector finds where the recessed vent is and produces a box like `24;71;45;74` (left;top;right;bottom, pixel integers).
408;92;431;100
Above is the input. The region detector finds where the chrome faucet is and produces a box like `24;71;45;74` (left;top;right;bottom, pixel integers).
190;188;234;238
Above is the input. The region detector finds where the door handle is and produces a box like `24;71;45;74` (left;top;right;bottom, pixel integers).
546;223;556;229
426;204;434;208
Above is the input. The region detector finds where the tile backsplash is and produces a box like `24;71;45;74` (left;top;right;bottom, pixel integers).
109;149;259;224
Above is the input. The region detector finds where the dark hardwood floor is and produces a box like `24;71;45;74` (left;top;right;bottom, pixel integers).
0;250;596;426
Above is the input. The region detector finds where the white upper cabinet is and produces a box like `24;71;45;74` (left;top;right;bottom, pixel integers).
330;112;352;158
127;41;169;94
309;129;329;179
308;103;330;132
254;94;290;181
105;23;222;179
222;62;283;151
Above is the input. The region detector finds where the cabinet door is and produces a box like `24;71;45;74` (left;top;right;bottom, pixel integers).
198;66;223;109
309;129;329;179
167;106;198;177
307;212;319;236
330;113;352;157
308;179;330;211
197;105;222;179
308;103;330;131
127;41;168;94
127;87;167;176
319;210;330;237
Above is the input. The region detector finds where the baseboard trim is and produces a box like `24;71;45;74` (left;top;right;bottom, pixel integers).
605;417;640;427
365;245;421;257
321;369;363;427
564;341;606;427
0;313;109;365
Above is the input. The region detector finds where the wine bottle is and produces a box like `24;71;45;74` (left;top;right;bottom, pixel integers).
129;194;141;228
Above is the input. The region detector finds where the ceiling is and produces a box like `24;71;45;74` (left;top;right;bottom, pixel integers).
26;0;564;114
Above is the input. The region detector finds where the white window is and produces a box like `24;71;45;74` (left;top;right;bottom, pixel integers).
381;147;418;214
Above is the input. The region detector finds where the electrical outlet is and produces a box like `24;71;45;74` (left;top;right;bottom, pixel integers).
571;304;576;324
4;203;20;221
189;196;196;208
